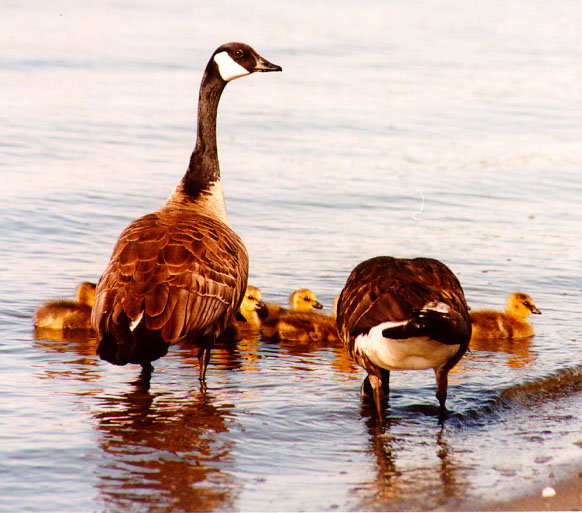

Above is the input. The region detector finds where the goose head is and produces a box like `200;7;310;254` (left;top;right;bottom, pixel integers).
290;289;323;312
76;282;96;307
506;292;541;318
212;42;282;82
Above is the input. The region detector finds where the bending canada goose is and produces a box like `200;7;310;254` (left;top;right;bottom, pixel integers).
34;282;96;331
336;256;471;421
219;285;268;341
91;43;281;381
470;292;541;341
262;288;323;320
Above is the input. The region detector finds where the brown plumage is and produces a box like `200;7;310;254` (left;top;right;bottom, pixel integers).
470;292;541;341
91;43;281;380
34;282;96;331
336;256;471;421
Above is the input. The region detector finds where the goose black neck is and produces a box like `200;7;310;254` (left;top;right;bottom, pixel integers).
182;65;227;200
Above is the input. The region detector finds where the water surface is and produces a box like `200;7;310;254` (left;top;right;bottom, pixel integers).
2;1;582;511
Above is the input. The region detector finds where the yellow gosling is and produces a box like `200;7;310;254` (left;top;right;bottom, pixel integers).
220;285;267;341
260;290;338;342
34;282;97;331
470;292;541;341
264;288;323;320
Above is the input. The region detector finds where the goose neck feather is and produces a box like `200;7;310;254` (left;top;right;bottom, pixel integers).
162;180;229;225
182;61;227;201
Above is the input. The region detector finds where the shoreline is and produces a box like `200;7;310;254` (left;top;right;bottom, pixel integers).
481;469;582;511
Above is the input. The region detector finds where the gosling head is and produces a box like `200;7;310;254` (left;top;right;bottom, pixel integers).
240;285;268;319
290;289;323;312
76;282;96;307
212;42;282;82
506;292;541;318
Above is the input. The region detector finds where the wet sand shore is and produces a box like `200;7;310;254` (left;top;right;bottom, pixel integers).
481;470;582;511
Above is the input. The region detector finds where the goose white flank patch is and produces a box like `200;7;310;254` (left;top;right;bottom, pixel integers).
91;42;281;382
355;323;460;371
336;256;471;421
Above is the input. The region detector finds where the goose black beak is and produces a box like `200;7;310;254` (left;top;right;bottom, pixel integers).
254;55;282;73
531;306;542;315
313;301;323;310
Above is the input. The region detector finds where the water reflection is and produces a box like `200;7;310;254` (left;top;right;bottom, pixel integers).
94;381;237;512
468;335;538;368
34;327;239;512
33;327;101;381
360;419;401;504
179;332;262;375
356;413;464;511
264;335;361;378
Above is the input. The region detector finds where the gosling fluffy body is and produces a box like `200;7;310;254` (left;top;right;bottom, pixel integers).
220;285;268;341
34;282;97;331
261;310;339;343
261;289;339;341
470;292;541;340
263;288;324;320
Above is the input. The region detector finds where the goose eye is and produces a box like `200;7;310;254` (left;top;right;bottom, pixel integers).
304;297;311;302
248;295;255;301
523;301;531;307
234;49;244;59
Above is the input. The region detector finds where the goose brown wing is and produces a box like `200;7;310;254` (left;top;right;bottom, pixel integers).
337;256;470;344
92;211;248;343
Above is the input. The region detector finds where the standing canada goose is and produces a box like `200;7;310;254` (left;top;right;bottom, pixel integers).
91;43;281;381
336;256;471;421
35;282;97;330
470;292;541;340
219;285;268;341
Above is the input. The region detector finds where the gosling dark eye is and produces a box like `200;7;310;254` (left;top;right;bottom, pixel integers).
234;49;244;59
523;301;531;308
304;297;311;302
248;295;255;301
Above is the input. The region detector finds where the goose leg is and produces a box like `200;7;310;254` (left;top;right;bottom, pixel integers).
434;366;449;416
368;373;386;422
140;362;154;379
361;369;391;400
198;342;213;383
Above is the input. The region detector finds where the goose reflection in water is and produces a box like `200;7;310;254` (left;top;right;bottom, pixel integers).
179;330;262;375
93;381;236;512
33;331;238;511
355;413;463;511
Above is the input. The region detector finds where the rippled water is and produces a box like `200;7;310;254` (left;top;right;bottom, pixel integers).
2;1;582;511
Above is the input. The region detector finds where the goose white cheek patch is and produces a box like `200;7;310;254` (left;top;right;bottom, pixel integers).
214;51;250;81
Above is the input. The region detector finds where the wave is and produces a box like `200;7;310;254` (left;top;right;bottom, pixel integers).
449;364;582;428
